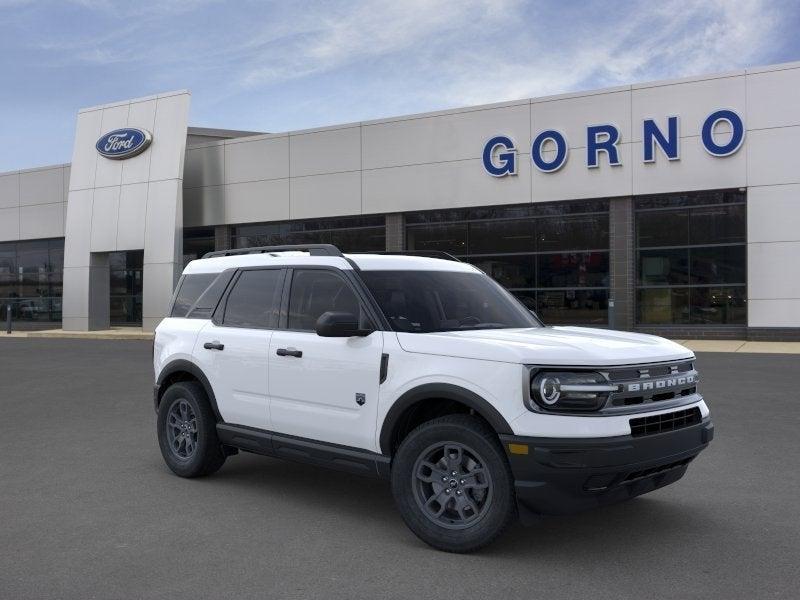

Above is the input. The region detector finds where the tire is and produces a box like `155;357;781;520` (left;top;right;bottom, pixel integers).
157;381;226;478
391;414;517;553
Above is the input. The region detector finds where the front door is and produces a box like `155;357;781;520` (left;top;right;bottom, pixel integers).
268;268;383;451
194;268;285;429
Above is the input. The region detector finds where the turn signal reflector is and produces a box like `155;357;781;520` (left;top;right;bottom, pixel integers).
508;443;529;455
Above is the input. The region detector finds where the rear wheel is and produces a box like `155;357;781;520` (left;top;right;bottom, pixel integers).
391;414;517;552
157;381;225;478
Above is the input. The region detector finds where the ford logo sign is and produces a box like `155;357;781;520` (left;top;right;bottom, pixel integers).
96;128;152;160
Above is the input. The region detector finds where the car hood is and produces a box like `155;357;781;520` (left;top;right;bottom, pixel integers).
395;326;693;366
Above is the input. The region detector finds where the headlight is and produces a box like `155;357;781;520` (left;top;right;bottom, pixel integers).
528;371;618;412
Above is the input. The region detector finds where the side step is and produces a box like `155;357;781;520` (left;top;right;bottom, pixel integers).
216;423;391;479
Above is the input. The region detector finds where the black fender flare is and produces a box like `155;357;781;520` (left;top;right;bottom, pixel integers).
155;359;223;422
379;383;513;454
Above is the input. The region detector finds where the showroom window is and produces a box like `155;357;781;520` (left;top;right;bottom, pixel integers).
405;201;610;325
0;238;64;325
183;227;215;265
231;215;386;252
635;189;746;325
110;250;143;326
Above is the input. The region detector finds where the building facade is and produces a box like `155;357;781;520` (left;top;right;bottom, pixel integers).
1;61;799;338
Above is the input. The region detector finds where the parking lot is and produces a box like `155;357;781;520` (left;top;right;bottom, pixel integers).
0;338;798;599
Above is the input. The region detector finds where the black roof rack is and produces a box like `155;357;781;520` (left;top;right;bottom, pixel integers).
202;244;344;259
353;250;462;262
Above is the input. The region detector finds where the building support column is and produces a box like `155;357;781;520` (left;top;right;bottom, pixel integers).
214;225;231;251
385;213;405;251
609;197;634;331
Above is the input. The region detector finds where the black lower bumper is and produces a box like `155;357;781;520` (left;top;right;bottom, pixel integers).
500;417;713;517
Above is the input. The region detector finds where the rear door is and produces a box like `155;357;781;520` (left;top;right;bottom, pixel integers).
194;268;285;429
268;268;384;451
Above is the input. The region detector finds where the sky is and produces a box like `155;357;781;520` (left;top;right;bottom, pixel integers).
0;0;798;172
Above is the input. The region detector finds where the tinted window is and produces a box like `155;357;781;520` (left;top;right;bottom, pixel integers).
361;270;540;333
287;270;363;331
223;269;282;328
171;274;217;317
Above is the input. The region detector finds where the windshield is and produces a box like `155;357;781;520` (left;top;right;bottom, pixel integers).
360;270;541;333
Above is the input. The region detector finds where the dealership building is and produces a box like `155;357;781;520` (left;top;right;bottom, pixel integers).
1;60;799;339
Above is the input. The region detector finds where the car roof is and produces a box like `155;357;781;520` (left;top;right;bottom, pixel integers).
181;252;480;275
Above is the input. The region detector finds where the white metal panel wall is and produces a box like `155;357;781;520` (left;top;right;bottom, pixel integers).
62;90;190;331
744;65;800;328
0;164;69;242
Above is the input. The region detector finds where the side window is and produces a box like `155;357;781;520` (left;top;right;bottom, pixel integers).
287;270;363;331
171;274;217;317
223;269;283;329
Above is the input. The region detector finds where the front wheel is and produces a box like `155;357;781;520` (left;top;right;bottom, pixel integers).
157;381;226;478
391;414;517;552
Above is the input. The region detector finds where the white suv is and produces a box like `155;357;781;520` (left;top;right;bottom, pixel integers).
153;244;713;552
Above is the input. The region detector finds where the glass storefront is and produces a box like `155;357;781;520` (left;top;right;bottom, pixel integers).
231;215;386;252
635;190;746;326
0;238;64;326
405;201;610;325
183;227;215;266
109;250;143;326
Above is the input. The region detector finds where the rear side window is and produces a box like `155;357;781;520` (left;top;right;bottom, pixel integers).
223;269;283;329
171;274;217;317
287;269;364;331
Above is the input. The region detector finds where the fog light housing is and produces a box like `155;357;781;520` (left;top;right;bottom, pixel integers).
529;371;617;412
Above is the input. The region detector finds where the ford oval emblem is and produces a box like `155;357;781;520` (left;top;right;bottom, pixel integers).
95;128;152;160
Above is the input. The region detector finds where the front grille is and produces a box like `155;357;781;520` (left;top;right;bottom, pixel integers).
629;407;702;437
607;361;698;409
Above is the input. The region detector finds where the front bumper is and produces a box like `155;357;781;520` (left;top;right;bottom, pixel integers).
500;417;713;517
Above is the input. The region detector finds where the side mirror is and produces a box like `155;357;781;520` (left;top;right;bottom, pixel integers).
315;311;373;337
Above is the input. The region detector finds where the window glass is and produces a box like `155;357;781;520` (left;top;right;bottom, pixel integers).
689;204;746;245
224;269;283;329
109;250;143;325
468;220;534;254
690;286;746;325
172;273;218;317
538;252;609;288
466;255;534;288
404;200;611;327
537;215;608;252
635;190;746;326
287;270;362;331
690;246;746;285
229;216;385;252
637;288;691;325
638;249;690;286
535;289;608;325
407;223;467;254
0;238;64;325
636;210;689;248
361;270;539;333
0;243;16;275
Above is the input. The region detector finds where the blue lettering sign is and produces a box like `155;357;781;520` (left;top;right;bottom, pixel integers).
587;124;621;168
531;130;568;173
482;136;517;176
701;109;745;157
643;116;679;162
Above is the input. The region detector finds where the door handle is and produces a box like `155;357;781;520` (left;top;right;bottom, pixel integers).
276;347;302;358
203;341;225;351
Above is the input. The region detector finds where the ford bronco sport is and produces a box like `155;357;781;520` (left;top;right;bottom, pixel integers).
153;244;713;552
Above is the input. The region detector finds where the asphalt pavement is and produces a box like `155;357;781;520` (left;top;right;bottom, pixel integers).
0;338;798;599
